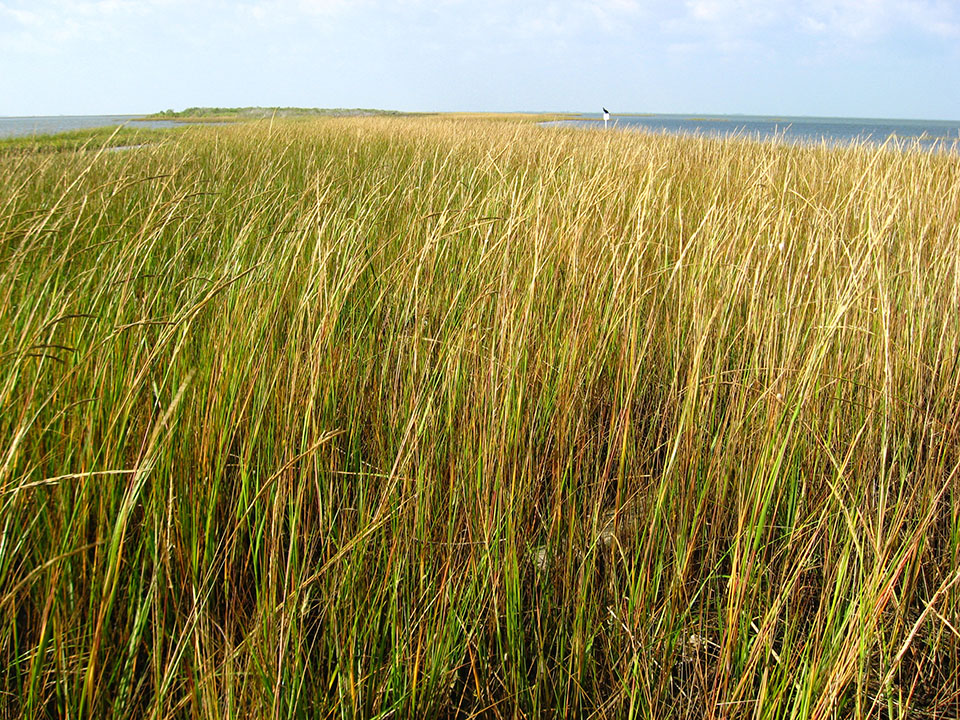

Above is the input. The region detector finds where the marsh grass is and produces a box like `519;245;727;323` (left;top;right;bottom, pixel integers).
1;117;959;718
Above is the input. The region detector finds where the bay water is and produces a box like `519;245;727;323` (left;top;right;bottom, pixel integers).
548;114;960;151
0;115;191;139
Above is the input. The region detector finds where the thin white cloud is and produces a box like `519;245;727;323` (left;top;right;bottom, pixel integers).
271;0;363;17
472;0;650;42
285;0;647;36
3;0;956;63
679;0;960;41
0;0;643;49
0;0;164;46
895;0;960;37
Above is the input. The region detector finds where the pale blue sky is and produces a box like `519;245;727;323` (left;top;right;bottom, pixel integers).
1;0;958;120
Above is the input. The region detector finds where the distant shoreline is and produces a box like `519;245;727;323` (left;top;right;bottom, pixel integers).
141;106;411;123
4;111;959;149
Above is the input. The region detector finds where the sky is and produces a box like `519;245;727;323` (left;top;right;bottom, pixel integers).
1;0;959;120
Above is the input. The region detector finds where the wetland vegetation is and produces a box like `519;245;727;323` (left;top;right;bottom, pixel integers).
2;116;959;718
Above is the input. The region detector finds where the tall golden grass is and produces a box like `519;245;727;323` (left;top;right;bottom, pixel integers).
1;117;959;717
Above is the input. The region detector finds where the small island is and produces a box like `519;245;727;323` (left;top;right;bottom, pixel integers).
143;106;409;122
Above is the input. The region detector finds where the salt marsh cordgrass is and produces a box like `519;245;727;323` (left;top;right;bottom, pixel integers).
1;116;959;717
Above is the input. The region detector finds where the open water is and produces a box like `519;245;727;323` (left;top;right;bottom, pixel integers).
548;114;960;151
0;115;187;139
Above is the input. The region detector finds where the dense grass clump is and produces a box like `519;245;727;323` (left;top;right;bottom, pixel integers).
2;117;960;718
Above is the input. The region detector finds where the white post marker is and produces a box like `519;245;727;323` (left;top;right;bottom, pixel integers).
603;107;610;129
